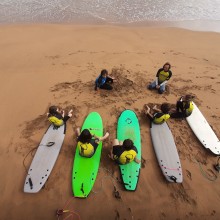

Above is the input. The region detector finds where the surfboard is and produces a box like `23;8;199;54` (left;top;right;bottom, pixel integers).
72;112;103;198
117;109;141;191
186;102;220;155
24;124;66;193
150;122;183;183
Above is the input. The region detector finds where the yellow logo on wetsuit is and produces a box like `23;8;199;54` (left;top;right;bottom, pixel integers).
77;141;94;157
184;101;194;116
116;150;137;165
48;116;64;126
158;70;170;83
153;113;170;124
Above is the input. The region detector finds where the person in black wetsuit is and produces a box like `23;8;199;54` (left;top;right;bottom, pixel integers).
47;106;73;127
143;103;171;124
95;69;115;91
148;62;172;94
76;128;109;158
171;95;195;119
109;139;141;165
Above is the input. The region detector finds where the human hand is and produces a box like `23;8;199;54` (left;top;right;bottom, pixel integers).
156;85;160;89
135;158;141;164
68;109;73;117
61;110;65;117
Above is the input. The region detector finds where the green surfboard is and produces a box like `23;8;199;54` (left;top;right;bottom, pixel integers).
117;110;141;190
72;112;103;198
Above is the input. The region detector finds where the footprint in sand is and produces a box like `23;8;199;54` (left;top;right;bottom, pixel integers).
141;157;147;168
115;210;120;220
186;169;192;180
211;210;216;216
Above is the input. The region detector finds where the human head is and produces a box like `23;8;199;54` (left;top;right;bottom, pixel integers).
100;69;108;78
161;103;170;114
49;106;58;115
163;62;171;72
123;139;134;150
184;95;195;102
78;129;92;143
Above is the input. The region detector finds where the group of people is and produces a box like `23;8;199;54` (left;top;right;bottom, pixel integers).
47;105;139;165
47;62;194;166
144;94;194;124
94;62;172;94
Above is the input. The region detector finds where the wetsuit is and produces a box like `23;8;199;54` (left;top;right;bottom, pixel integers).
112;145;138;165
95;75;113;90
148;68;172;94
171;101;194;119
152;112;170;124
48;113;70;127
77;139;99;158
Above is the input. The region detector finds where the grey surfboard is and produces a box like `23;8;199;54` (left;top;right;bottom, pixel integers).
24;124;66;193
150;122;183;183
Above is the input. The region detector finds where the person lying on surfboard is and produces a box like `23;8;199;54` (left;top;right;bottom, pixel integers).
108;139;141;164
147;62;172;94
170;95;194;119
95;69;115;91
47;106;73;127
143;103;171;124
76;128;109;158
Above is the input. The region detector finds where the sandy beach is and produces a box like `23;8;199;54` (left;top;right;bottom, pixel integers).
0;24;220;220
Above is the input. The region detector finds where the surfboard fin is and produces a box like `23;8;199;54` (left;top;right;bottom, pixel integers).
169;175;177;183
28;177;33;189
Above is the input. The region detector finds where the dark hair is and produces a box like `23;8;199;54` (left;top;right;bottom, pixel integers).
49;106;58;115
78;129;92;144
123;139;134;150
185;95;194;101
161;103;170;114
163;62;171;70
100;69;108;76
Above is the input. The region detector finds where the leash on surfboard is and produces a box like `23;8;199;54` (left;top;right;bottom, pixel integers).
56;198;81;220
90;166;134;219
23;147;38;174
192;157;218;181
23;142;55;174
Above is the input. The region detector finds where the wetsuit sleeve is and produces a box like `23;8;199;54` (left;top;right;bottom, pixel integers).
113;145;123;159
156;68;163;77
167;70;172;80
95;76;102;90
155;69;161;86
133;146;138;154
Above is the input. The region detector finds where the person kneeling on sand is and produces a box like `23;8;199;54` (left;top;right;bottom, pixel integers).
143;103;171;124
170;95;194;119
76;128;109;158
47;106;73;128
148;62;172;94
95;69;115;91
109;139;140;164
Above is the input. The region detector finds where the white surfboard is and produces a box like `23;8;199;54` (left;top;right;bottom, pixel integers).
186;102;220;155
150;122;183;183
24;124;66;193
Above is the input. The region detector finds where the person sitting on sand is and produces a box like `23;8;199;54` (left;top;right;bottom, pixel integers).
76;128;109;158
143;103;171;124
47;106;73;127
148;62;172;94
95;69;115;91
170;95;194;119
109;139;140;164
